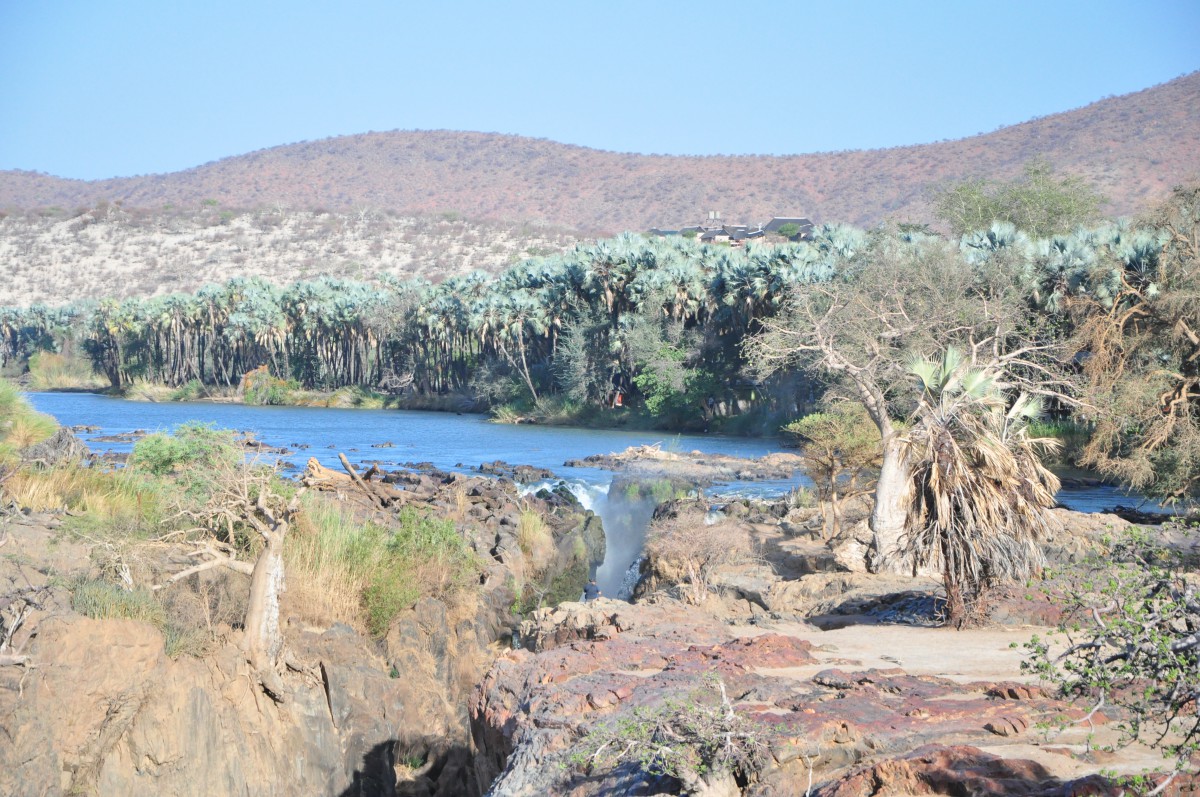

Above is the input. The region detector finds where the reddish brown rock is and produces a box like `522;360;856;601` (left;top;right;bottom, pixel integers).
470;601;1106;796
812;745;1121;797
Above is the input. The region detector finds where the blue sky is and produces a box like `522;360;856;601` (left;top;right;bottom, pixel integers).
2;1;1198;180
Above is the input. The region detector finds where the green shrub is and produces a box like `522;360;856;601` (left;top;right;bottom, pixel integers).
129;422;240;477
170;379;206;401
71;578;166;626
241;367;298;406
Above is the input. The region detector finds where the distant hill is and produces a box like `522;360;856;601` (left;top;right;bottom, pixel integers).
0;208;580;307
3;73;1198;232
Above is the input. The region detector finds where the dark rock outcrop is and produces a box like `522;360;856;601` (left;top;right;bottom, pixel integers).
20;427;91;468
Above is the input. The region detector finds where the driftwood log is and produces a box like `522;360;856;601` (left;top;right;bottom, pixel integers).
301;456;404;509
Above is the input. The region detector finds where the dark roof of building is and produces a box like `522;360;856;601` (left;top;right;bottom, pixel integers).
763;216;814;233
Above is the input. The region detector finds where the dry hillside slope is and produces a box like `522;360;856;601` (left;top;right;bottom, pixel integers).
3;73;1198;232
0;208;579;306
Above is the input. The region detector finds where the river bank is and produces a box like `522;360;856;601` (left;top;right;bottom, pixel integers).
25;372;792;438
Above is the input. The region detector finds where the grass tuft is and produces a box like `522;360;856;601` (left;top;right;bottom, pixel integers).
517;506;555;572
286;496;478;636
71;578;166;626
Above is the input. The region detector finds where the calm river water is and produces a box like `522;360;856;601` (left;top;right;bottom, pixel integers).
24;392;1162;596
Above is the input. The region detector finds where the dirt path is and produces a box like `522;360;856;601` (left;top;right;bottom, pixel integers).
739;621;1041;683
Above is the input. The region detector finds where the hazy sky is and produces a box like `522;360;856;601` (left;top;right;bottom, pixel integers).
3;1;1198;180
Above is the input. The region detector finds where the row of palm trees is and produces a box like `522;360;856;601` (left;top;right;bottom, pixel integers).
0;220;1173;416
1;231;860;402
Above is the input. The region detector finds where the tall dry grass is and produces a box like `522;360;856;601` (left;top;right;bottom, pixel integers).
285;496;478;636
26;352;106;390
285;496;393;629
517;506;555;573
0;381;57;464
4;466;167;535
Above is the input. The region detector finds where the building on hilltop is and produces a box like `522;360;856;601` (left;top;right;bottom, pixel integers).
650;211;813;245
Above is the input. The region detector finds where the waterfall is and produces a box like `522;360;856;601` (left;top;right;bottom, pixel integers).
520;478;656;600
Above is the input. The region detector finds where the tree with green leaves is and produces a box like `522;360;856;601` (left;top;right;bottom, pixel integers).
782;401;881;539
935;159;1107;238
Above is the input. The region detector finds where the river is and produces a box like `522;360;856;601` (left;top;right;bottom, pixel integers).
23;392;1165;597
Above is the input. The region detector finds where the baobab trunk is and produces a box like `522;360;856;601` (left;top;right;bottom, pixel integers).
242;530;288;701
869;434;911;573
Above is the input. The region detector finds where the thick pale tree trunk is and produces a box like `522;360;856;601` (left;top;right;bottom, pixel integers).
869;433;911;573
242;532;289;701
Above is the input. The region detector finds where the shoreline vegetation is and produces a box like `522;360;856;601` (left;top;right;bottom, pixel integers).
2;170;1196;510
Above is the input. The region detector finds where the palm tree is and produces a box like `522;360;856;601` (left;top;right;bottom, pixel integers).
899;347;1061;627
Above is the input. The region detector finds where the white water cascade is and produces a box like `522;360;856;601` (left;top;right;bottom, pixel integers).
521;478;658;600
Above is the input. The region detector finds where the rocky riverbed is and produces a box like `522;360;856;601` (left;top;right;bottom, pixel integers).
1;446;1194;796
0;457;601;797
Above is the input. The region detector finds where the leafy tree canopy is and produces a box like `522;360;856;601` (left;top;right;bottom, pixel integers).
935;159;1107;238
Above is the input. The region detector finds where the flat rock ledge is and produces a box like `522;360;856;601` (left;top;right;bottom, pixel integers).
470;597;1152;796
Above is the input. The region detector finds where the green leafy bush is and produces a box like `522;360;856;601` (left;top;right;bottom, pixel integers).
129;422;240;477
169;379;206;401
1022;527;1200;784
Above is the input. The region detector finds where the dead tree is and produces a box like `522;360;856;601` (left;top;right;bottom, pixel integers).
0;585;49;668
156;463;305;703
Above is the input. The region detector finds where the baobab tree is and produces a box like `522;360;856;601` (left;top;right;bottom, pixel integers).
154;452;306;703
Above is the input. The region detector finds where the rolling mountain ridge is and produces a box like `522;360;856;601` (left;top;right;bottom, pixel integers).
3;73;1198;233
